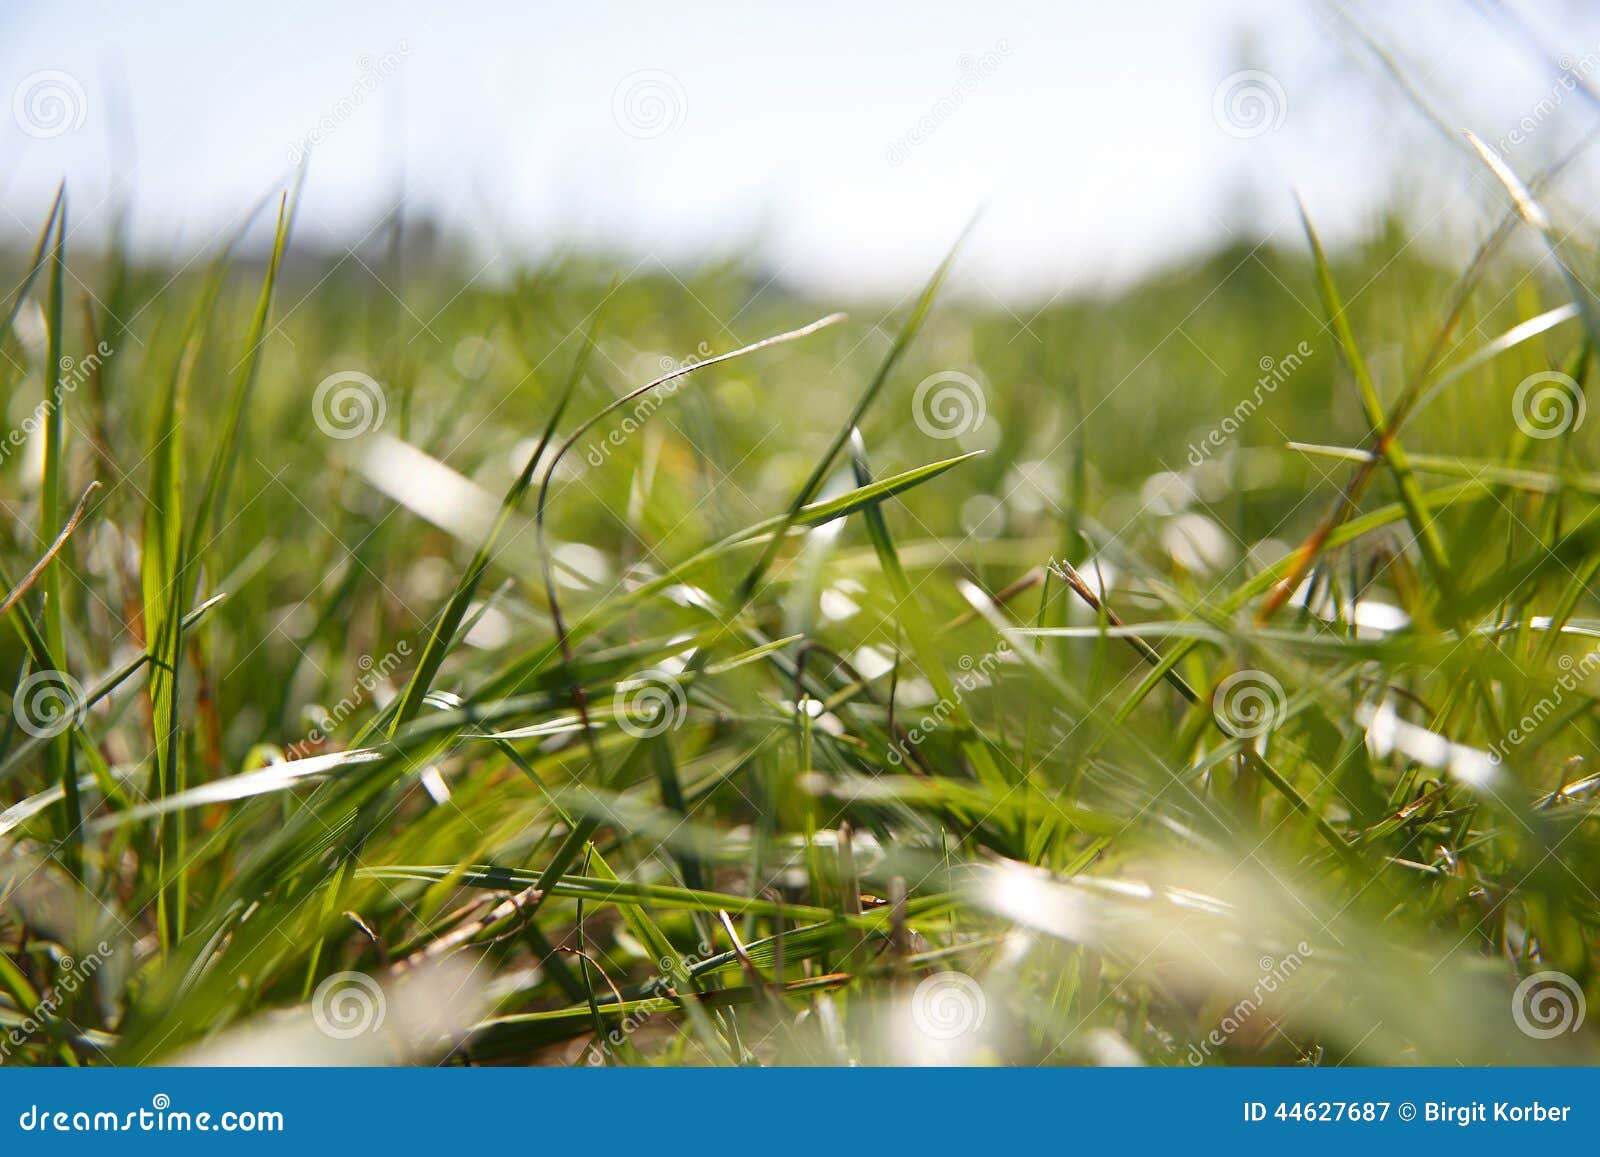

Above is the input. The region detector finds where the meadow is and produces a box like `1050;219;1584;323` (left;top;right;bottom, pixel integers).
2;154;1599;1066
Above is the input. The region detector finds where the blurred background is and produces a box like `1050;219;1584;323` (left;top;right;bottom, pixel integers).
6;0;1600;297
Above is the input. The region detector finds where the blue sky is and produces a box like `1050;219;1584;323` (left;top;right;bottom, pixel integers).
4;1;1600;299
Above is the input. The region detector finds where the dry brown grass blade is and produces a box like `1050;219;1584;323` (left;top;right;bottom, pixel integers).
0;480;100;618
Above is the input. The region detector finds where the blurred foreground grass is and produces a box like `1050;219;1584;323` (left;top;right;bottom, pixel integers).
2;172;1600;1066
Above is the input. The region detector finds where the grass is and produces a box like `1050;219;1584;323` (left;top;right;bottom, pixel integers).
3;152;1600;1066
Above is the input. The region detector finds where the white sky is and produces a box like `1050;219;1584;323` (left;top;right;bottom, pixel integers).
4;0;1600;300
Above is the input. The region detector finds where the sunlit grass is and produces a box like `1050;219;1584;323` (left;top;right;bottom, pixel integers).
1;155;1600;1066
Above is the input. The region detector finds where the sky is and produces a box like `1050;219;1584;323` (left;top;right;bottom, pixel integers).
4;1;1600;300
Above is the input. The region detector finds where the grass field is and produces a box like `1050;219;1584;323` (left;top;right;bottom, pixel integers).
2;152;1600;1066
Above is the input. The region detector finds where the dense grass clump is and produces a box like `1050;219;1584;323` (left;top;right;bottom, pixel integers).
3;169;1600;1066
